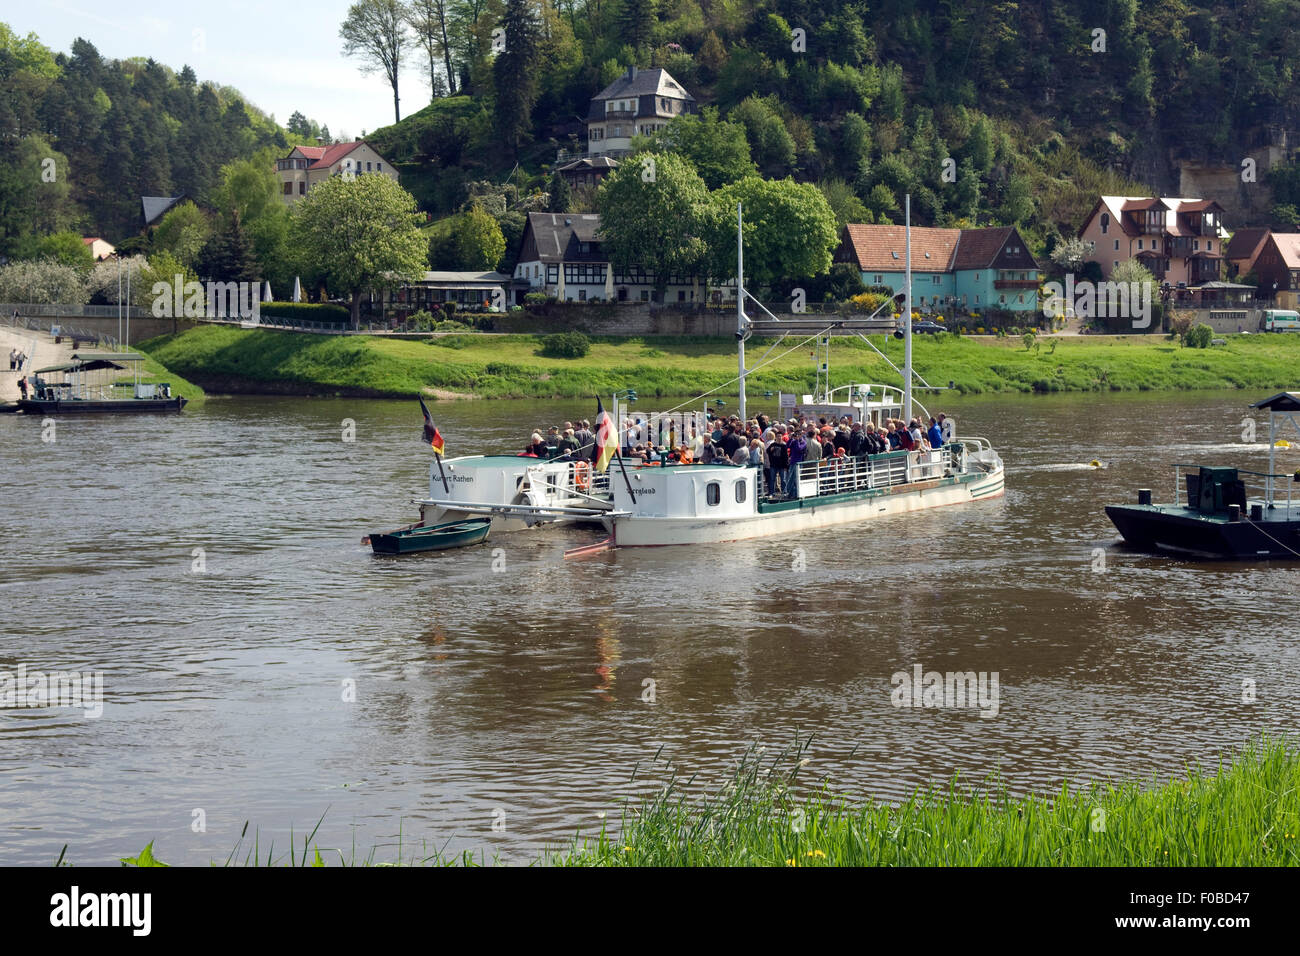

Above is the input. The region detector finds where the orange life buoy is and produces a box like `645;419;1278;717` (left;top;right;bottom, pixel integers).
573;460;591;490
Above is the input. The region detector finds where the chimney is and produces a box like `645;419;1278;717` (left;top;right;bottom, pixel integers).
629;65;637;81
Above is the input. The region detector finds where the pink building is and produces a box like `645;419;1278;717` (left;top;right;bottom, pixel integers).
1078;196;1227;287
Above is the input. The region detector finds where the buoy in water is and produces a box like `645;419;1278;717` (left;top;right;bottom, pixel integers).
1275;439;1292;448
1089;459;1105;468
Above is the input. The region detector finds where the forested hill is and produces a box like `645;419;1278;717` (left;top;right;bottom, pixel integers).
366;0;1300;248
0;27;289;249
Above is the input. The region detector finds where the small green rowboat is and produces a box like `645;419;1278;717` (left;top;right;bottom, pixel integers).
368;517;492;555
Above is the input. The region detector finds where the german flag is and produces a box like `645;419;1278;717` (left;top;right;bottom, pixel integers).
594;396;618;473
418;396;445;455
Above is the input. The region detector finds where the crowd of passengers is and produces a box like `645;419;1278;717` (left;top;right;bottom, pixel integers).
522;411;957;499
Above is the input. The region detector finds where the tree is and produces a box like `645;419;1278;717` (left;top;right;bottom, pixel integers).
729;96;796;176
340;0;410;124
1050;237;1092;274
407;0;458;97
450;204;506;269
596;151;717;302
290;173;427;328
493;0;540;158
652;107;756;189
0;259;88;304
710;177;839;292
617;0;656;52
818;178;869;229
151;200;211;269
197;211;260;283
547;171;571;213
13;231;94;272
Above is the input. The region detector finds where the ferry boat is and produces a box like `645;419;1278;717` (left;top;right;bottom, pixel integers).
19;353;186;414
1106;392;1300;559
403;195;1005;546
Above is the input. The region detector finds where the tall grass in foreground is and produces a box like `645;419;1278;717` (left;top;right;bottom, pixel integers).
551;736;1300;866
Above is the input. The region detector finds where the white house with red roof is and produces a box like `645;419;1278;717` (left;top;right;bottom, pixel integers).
274;141;398;204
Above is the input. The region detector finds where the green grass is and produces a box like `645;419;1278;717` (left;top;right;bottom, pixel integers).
552;735;1300;867
131;350;206;405
137;325;1300;401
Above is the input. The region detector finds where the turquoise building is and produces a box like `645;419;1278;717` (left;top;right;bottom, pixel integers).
834;224;1041;313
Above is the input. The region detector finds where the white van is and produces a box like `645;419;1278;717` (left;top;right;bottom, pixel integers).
1262;309;1300;332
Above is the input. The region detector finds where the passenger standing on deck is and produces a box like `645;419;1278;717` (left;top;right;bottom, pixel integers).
766;431;788;497
786;429;807;498
17;376;28;399
927;417;943;449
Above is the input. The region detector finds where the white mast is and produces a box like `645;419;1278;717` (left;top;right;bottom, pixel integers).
737;201;746;422
904;193;913;422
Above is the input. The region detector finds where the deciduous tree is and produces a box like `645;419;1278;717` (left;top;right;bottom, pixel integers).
341;0;411;124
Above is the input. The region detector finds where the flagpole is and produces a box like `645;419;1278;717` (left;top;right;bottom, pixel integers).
433;450;450;495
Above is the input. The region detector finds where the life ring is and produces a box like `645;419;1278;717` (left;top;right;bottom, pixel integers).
573;460;591;490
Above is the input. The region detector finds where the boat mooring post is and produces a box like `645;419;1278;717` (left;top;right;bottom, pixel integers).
737;201;747;423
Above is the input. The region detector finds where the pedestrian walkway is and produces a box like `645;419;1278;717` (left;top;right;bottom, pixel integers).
0;327;75;402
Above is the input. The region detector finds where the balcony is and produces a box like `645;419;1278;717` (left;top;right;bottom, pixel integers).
993;279;1039;289
603;109;637;120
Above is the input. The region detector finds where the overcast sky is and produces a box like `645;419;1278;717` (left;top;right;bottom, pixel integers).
18;0;430;138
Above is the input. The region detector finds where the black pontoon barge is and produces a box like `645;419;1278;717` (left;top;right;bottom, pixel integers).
1106;392;1300;559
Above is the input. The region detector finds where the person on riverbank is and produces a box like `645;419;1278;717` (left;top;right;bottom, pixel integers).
7;349;15;371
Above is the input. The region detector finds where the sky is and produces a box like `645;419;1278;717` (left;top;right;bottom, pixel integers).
16;0;431;138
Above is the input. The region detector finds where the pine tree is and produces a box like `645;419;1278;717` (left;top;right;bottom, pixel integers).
547;171;571;213
493;0;539;159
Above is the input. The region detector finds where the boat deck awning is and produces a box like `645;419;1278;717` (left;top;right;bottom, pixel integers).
35;359;125;373
70;352;144;363
1252;392;1300;412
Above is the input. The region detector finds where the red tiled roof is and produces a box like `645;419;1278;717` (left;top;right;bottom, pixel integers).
1121;198;1166;211
1177;199;1221;212
839;224;960;271
306;142;363;170
294;146;327;159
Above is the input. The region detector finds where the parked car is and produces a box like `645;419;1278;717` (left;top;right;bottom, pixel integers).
912;321;947;334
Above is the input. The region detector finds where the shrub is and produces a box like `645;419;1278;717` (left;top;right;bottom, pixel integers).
1184;323;1214;349
524;292;549;305
1022;331;1037;350
539;331;591;358
260;302;351;324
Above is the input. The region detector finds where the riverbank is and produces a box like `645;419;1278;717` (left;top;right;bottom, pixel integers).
138;326;1300;400
105;735;1300;866
550;736;1300;866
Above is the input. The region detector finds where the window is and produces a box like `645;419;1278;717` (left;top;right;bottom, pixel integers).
283;181;292;195
1207;240;1213;252
1193;239;1199;251
298;182;305;195
999;294;1006;303
366;161;372;171
974;273;979;281
1100;213;1110;235
640;290;650;302
1017;294;1024;303
706;482;720;506
892;251;899;259
1137;239;1143;250
932;274;941;284
377;163;382;172
873;275;882;284
734;480;747;503
547;265;558;283
1114;239;1120;251
678;290;686;301
975;295;980;303
1113;261;1119;269
578;289;587;301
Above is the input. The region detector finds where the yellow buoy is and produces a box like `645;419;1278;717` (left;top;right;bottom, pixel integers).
1275;440;1292;449
1089;459;1102;468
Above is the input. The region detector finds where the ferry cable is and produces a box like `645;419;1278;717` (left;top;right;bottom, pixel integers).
653;322;843;417
1241;514;1300;559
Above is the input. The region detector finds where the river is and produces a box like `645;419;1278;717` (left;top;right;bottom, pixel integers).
1;389;1297;865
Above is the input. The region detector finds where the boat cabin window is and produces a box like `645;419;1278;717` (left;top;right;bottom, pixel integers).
706;482;720;506
734;480;746;504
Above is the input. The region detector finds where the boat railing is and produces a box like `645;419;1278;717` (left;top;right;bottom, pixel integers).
787;447;954;499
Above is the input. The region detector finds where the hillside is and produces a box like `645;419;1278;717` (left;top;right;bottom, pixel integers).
366;0;1300;254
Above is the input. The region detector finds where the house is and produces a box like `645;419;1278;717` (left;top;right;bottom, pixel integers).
585;66;696;159
1077;196;1227;287
511;212;710;305
554;155;619;190
1231;230;1300;308
833;224;1041;312
274;141;398;204
82;238;116;261
1225;226;1270;279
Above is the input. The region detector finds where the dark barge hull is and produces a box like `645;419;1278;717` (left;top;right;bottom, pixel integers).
17;397;188;414
1106;504;1300;559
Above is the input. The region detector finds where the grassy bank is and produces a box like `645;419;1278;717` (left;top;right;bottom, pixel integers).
101;735;1300;866
138;325;1300;400
551;737;1300;867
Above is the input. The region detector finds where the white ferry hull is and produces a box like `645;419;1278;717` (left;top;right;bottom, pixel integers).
613;465;1004;547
